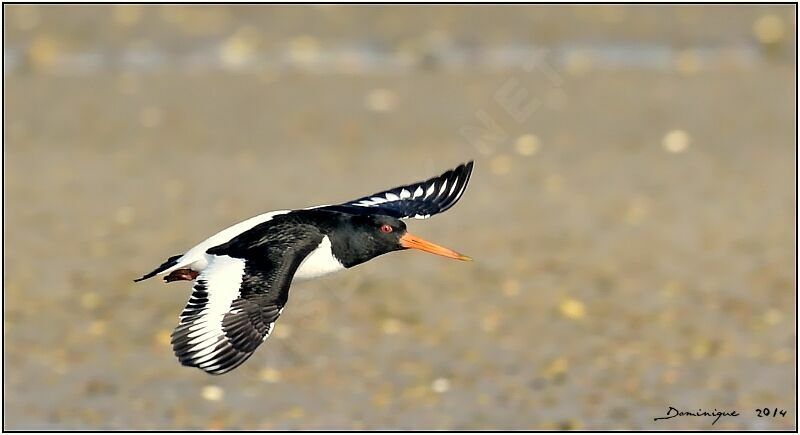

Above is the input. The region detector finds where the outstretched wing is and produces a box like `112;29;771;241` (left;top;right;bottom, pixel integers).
317;161;474;219
170;220;323;375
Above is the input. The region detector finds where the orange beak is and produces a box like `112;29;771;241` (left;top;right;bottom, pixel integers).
399;232;472;261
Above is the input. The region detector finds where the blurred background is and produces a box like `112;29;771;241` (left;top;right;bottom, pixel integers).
3;4;796;430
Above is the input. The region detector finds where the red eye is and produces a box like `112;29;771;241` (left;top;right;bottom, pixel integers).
380;224;393;233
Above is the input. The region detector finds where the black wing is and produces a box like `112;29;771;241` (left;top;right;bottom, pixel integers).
170;220;323;375
317;161;474;219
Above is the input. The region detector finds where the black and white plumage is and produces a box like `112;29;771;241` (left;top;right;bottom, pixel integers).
317;161;473;219
136;161;474;375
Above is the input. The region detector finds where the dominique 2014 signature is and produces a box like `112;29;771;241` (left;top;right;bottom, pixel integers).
654;406;788;426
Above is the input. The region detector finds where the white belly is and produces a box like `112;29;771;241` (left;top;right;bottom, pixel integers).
293;236;345;282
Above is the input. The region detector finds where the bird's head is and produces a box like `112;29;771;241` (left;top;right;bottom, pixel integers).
337;214;471;267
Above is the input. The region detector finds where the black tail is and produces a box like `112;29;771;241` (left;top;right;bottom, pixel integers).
134;254;183;282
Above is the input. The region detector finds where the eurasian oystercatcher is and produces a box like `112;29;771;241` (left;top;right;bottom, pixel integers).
136;161;474;375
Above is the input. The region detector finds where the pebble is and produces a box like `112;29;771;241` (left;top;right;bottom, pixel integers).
364;89;397;113
288;35;320;65
624;197;649;224
564;51;592;77
27;35;61;72
112;5;142;27
514;134;541;156
674;49;702;76
88;320;106;336
380;318;403;335
753;15;785;45
691;340;711;359
259;367;282;383
154;330;171;346
662;129;691;153
559;298;586;320
544;357;569;377
285;406;305;419
544;174;563;193
431;377;450;394
502;279;520;297
220;27;259;68
489;154;512;175
762;308;783;326
201;385;224;402
772;348;791;364
80;292;100;310
274;324;292;339
114;206;136;226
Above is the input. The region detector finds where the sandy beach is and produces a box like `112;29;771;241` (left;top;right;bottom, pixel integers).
3;5;796;430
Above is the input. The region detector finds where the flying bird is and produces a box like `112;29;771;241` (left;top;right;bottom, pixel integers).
135;161;474;375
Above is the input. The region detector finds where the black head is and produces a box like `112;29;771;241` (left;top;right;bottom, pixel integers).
330;214;471;268
330;215;407;267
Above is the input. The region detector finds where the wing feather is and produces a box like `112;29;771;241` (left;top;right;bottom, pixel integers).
315;161;474;220
170;221;323;375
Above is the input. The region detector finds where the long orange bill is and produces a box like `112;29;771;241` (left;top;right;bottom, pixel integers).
399;232;472;261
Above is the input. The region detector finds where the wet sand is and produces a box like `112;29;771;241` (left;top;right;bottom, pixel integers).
3;5;797;430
